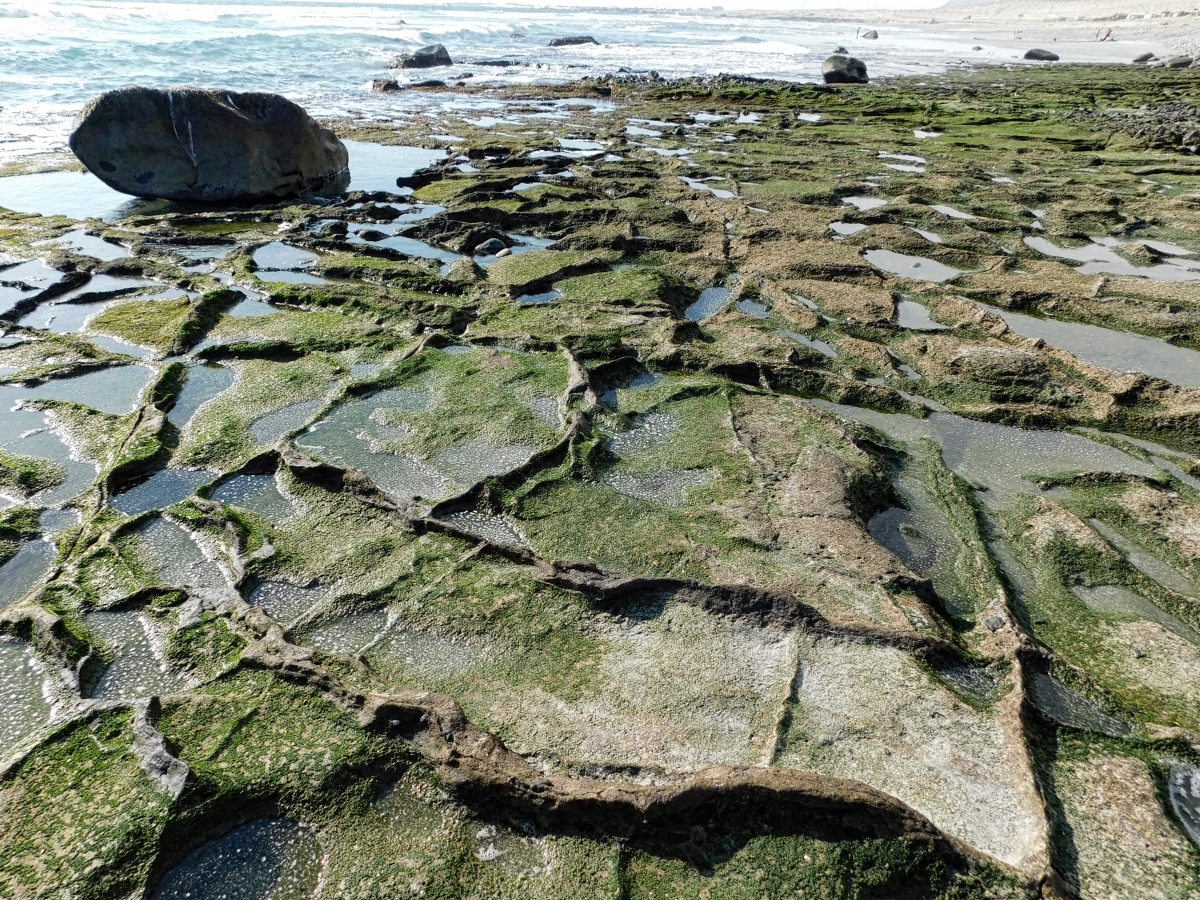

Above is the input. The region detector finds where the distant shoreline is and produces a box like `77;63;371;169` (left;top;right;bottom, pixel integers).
740;0;1197;59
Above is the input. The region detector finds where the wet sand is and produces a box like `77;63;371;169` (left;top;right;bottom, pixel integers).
799;0;1200;62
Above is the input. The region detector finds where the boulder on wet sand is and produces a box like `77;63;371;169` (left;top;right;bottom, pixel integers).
68;87;349;202
861;30;879;40
549;36;599;47
390;44;452;69
1024;49;1059;61
822;55;869;85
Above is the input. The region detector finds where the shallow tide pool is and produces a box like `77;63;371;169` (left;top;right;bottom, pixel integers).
980;303;1200;388
150;818;322;900
0;364;154;415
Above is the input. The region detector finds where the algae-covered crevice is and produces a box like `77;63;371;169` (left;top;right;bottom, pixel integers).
4;63;1200;898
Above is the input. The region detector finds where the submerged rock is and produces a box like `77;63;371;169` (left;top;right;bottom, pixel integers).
1024;49;1060;62
389;44;452;69
822;55;869;85
69;87;349;202
861;30;879;40
549;36;599;47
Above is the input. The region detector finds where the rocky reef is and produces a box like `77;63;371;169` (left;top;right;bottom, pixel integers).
1;63;1200;899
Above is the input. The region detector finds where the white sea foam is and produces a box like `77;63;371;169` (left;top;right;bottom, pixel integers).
0;0;1141;167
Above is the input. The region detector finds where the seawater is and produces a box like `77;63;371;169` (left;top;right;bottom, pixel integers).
0;0;1140;167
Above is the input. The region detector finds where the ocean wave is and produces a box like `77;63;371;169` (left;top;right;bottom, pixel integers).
0;0;1107;169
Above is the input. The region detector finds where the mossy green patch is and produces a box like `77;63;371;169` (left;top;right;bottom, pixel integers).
0;448;65;499
0;505;41;564
0;709;173;900
89;298;192;350
487;249;615;291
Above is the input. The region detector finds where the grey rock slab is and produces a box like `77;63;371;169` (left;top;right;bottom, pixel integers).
131;701;190;798
69;87;349;202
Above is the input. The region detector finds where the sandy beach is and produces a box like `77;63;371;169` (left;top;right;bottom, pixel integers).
803;0;1200;62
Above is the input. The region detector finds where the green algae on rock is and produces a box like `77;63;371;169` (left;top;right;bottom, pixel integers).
4;63;1200;899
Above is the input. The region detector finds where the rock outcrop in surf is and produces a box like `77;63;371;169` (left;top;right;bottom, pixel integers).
389;44;453;69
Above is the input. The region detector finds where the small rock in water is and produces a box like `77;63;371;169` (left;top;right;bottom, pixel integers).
69;87;349;202
1024;49;1059;62
861;30;879;40
972;45;983;51
390;44;452;69
371;79;403;93
822;55;869;85
549;36;600;47
411;79;447;89
474;238;507;255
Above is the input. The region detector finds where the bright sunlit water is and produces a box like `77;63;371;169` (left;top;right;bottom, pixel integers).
0;0;1131;168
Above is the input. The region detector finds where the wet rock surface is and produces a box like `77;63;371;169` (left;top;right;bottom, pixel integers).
69;87;350;202
390;43;453;69
822;55;868;84
3;63;1200;899
549;36;600;47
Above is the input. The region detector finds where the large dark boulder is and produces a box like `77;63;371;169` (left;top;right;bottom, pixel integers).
549;36;599;47
1023;48;1059;61
68;87;349;202
822;55;868;85
389;44;452;69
